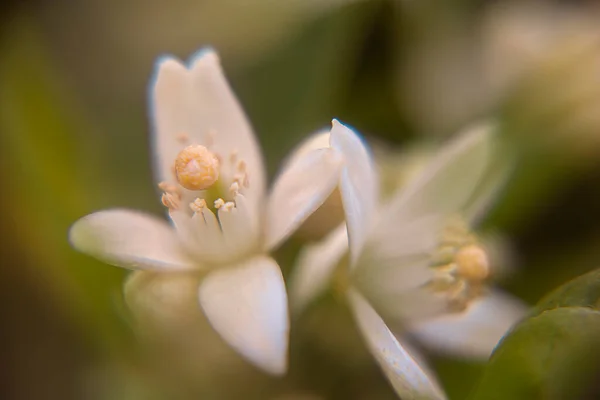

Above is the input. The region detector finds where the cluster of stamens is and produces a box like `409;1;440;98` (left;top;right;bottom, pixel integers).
424;217;490;312
159;131;250;215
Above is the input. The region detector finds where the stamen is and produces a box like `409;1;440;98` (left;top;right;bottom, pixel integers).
233;172;250;188
221;201;235;212
190;198;207;213
174;145;220;191
425;217;491;311
229;182;240;197
161;192;180;210
214;198;226;209
158;181;181;195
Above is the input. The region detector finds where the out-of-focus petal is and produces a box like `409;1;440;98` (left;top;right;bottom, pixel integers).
69;209;195;270
463;151;513;226
149;56;192;185
281;129;331;167
290;224;348;314
198;256;289;375
348;290;447;400
330;120;379;266
265;145;342;250
124;270;202;329
378;122;493;235
189;49;266;211
407;290;528;359
365;214;443;270
371;286;451;325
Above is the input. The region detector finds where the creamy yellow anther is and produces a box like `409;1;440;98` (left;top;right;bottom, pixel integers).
161;192;180;210
190;198;207;213
455;244;489;282
174;145;220;191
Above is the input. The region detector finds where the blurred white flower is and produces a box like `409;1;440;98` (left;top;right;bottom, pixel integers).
291;121;527;399
69;48;343;375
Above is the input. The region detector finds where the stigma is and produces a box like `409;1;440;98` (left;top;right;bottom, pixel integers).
174;144;220;191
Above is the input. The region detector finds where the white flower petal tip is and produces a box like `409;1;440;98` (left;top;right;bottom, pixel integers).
329;119;378;266
348;291;447;400
69;209;194;271
199;256;289;375
152;56;185;76
265;144;343;250
379;120;496;232
187;47;219;67
408;290;528;359
282;129;332;169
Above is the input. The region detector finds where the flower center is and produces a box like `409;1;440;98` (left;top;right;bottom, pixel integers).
424;217;490;312
158;133;250;215
174;145;220;191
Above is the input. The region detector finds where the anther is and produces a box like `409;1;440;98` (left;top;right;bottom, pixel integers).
174;145;220;191
221;202;235;212
214;198;226;209
161;192;180;210
190;198;207;213
158;181;180;195
229;182;240;197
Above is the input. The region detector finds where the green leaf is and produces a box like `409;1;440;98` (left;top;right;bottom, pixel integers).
535;268;600;313
470;307;600;400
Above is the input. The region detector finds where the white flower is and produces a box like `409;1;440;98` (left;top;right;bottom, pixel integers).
291;121;527;399
69;48;343;375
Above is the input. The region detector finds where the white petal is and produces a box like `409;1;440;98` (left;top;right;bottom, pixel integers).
69;209;195;270
330;120;379;266
348;290;447;400
365;214;443;270
198;256;289;375
189;207;228;262
354;260;436;303
463;152;512;225
370;286;450;324
379;122;494;233
218;195;260;258
290;224;348;314
280;129;331;168
408;290;528;359
149;56;192;185
189;49;266;211
265;145;342;250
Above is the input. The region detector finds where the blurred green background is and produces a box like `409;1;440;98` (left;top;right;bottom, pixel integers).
3;0;600;399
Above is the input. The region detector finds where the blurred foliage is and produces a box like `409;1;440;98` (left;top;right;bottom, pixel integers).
472;269;600;400
3;0;600;399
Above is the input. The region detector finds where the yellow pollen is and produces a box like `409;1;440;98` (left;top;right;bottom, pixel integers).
214;198;226;209
221;202;235;212
190;198;207;213
174;145;220;191
454;245;490;282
